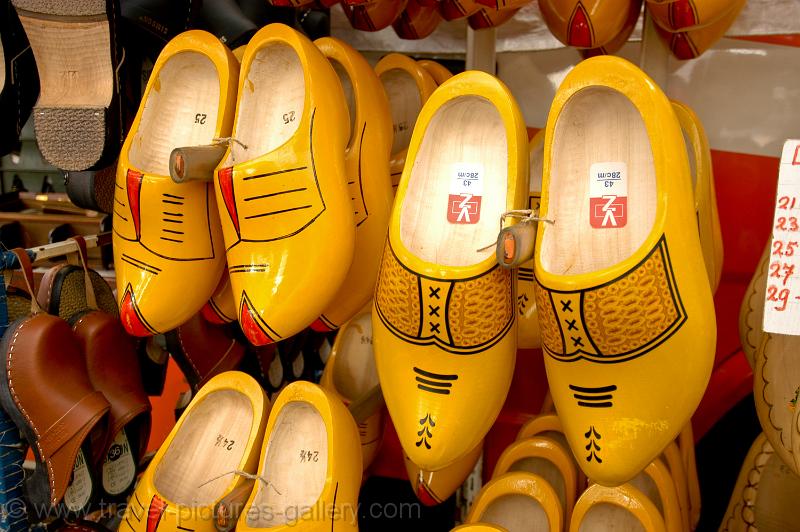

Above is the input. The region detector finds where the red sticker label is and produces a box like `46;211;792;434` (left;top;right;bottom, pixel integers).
447;193;481;224
590;195;627;228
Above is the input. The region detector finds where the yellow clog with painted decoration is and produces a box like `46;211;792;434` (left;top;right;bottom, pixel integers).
672;100;723;292
646;0;742;32
311;37;393;332
569;483;666;532
466;472;563;532
319;308;384;469
534;56;715;486
405;442;482;505
201;271;237;324
517;129;544;349
372;70;527;471
236;381;362;531
418;59;453;85
121;371;269;532
653;0;746;60
213;23;355;346
538;0;634;49
374;53;437;191
113;30;237;336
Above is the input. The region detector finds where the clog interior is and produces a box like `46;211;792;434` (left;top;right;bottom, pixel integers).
529;135;544;195
247;402;329;527
225;42;304;166
508;457;567;514
153;390;254;505
541;86;656;275
129;52;220;175
628;469;666;517
753;452;800;530
330;59;356;148
478;493;552;531
334;312;379;402
400;95;507;267
379;67;421;156
16;11;112;108
578;503;647;532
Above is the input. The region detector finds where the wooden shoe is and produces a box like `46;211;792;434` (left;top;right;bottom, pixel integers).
754;331;800;476
341;0;410;32
465;472;563;532
517;413;588;491
672;100;723;292
628;459;683;532
516;129;543;349
374;53;437;191
405;442;482;506
236;381;362;531
580;0;642;58
213;23;355;346
468;7;520;29
647;0;742;32
11;0;124;171
311;37;393;332
534;56;715;485
114;30;238;336
438;0;482;20
719;432;800;532
537;0;634;49
492;436;577;525
452;525;508;532
569;483;666;532
739;243;768;369
661;440;691;531
319;309;384;470
201;271;237;325
373;71;527;471
393;0;442;39
473;0;530;10
418;60;453;86
677;424;701;530
121;371;269;532
653;0;745;60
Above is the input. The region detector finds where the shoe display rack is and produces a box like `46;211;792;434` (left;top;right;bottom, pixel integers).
0;0;799;531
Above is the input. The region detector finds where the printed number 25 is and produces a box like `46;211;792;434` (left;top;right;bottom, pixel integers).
283;111;295;124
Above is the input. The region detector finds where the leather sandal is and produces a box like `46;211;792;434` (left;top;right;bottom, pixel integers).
0;248;110;514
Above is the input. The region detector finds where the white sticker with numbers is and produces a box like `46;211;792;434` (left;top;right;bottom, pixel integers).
447;163;484;224
764;140;800;335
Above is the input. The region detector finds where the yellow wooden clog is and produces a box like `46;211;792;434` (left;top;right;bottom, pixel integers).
653;0;746;60
113;30;237;336
580;0;642;58
672;100;723;293
374;53;437;191
754;331;800;476
569;483;666;532
465;472;563;532
517;129;544;349
628;459;683;532
492;436;578;525
319;308;384;470
404;442;482;506
661;440;691;531
534;56;715;486
373;70;527;471
121;371;269;532
738;243;768;369
213;23;355;346
201;271;237;324
451;526;508;532
236;381;362;531
311;37;393;332
418;59;454;86
537;0;634;49
677;424;701;530
719;432;800;532
647;0;743;32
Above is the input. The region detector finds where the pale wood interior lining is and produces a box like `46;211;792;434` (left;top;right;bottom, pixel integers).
541;87;656;275
529;136;544;194
629;471;664;515
400;96;507;267
578;503;646;532
510;457;566;513
331;59;356;149
153;390;253;506
334;312;378;400
762;333;800;452
18;15;112;107
247;402;328;527
754;452;800;530
380;69;421;156
681;128;697;191
225;42;304;167
480;494;551;531
129;52;220;175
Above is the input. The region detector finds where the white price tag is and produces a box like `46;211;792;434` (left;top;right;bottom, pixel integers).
589;162;628;228
763;140;800;335
447;163;484;224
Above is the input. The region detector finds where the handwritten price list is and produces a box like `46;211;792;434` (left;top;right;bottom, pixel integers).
764;140;800;335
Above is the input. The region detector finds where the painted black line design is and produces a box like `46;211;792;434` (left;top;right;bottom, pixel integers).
244;187;307;202
416;413;435;449
162;199;183;205
584;426;602;463
571;384;616;408
243;166;308;181
163;229;184;235
162;218;183;224
244;205;312;220
114;210;128;222
120;257;160;275
163;193;184;200
160;237;183;243
162;211;183;217
121;254;162;272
